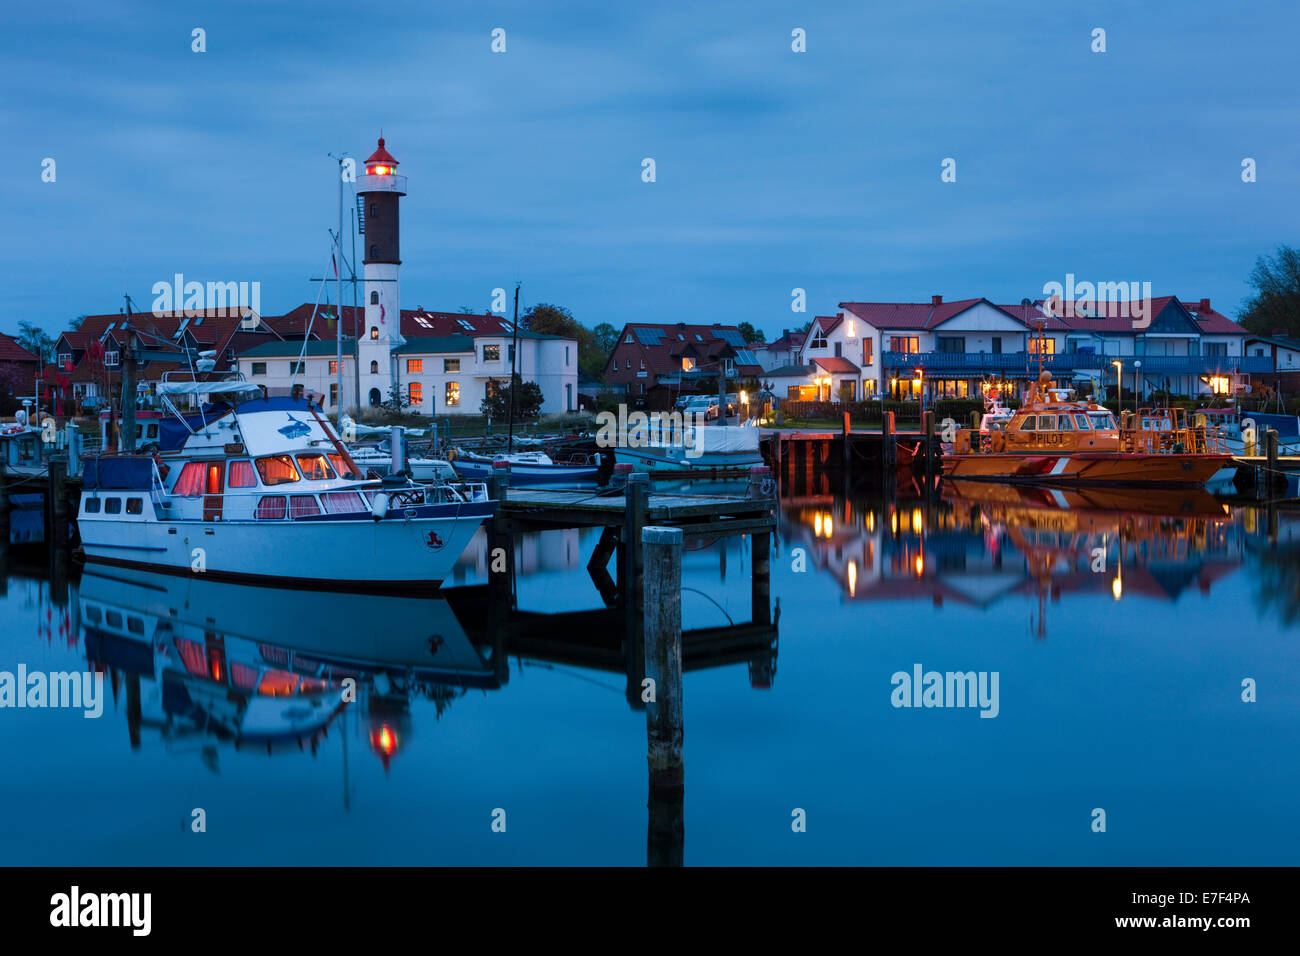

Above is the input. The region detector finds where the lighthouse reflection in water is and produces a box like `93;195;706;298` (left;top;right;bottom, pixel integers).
3;476;1300;866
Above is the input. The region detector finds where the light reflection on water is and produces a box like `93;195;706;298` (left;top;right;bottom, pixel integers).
1;475;1298;865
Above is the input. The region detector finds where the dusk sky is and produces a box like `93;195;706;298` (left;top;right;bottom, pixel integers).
5;0;1297;340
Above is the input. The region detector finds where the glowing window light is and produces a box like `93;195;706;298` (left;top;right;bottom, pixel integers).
848;560;857;597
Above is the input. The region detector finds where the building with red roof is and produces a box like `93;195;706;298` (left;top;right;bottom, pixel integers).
602;322;763;406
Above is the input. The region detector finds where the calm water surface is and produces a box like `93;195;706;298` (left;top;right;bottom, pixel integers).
2;476;1298;865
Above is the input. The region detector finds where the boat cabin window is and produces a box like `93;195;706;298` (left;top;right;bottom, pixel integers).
126;498;144;514
1018;416;1036;431
84;498;101;513
320;491;365;514
1039;415;1059;430
104;498;122;515
289;495;321;518
1073;414;1091;429
1057;415;1074;431
254;496;287;519
230;661;259;691
174;462;206;497
327;453;360;479
1088;412;1116;430
295;454;336;481
256;455;300;486
205;463;223;495
106;610;122;629
228;460;258;488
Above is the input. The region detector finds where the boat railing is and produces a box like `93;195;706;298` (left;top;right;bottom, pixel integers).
1120;407;1228;455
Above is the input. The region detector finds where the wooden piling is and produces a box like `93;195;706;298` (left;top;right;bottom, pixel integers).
923;410;936;481
1267;428;1279;494
841;411;851;471
752;530;771;626
881;410;896;476
48;455;68;550
642;525;683;795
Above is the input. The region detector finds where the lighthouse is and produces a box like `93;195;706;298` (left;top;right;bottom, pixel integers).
356;137;407;406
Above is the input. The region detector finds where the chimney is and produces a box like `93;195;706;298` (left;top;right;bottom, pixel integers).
1200;298;1211;312
931;295;943;306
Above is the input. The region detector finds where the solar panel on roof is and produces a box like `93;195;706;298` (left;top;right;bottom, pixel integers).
718;329;746;347
633;327;664;345
734;349;758;366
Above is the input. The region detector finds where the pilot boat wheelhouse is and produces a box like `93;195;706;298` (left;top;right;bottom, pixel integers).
943;370;1233;487
78;379;494;592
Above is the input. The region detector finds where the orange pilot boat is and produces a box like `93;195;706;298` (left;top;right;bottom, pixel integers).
942;369;1232;488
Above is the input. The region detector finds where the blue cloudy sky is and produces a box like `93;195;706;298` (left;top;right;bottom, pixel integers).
4;0;1297;340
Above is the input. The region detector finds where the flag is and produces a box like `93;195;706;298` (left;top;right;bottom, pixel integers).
331;253;339;278
379;302;386;324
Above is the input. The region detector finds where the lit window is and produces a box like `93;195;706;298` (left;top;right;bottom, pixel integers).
445;381;460;407
173;462;205;497
407;359;422;373
327;454;359;479
255;456;300;486
483;344;501;362
125;498;143;515
409;382;422;405
228;460;257;488
289;495;321;518
320;492;365;514
295;454;336;481
329;360;343;374
255;496;287;519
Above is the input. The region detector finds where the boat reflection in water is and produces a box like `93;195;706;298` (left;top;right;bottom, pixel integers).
78;568;499;769
781;479;1248;637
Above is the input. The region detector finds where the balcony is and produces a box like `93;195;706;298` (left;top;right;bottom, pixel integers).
882;352;1272;376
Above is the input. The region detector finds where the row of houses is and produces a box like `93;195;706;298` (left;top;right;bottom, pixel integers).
600;295;1273;406
33;305;578;417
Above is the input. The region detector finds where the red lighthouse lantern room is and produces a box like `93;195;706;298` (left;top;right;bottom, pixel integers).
364;137;399;176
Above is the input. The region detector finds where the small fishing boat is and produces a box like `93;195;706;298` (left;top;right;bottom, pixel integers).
449;447;603;486
943;369;1232;487
613;422;764;473
76;375;493;593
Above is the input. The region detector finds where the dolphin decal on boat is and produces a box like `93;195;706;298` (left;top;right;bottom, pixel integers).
278;414;313;439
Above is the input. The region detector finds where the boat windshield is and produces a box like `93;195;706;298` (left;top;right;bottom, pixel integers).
1089;412;1116;430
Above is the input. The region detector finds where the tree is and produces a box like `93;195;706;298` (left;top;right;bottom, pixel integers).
459;306;476;314
521;303;612;380
69;314;88;330
737;322;766;344
590;322;619;356
480;373;544;421
16;321;55;364
1239;245;1300;336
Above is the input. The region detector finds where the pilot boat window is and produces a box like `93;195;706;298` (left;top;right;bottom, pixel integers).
320;491;365;513
256;456;300;486
228;460;258;488
84;498;101;513
290;495;321;518
126;498;144;514
1057;415;1074;431
295;454;336;481
1018;416;1037;431
1037;415;1057;430
1073;414;1091;429
104;498;122;514
1088;413;1116;430
174;462;206;497
254;496;287;520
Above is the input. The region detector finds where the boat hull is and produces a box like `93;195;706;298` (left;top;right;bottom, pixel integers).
940;452;1233;487
78;502;493;594
451;457;600;486
612;447;764;473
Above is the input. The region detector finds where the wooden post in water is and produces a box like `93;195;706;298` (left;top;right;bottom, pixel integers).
923;409;936;483
841;411;851;472
643;526;684;797
623;472;649;604
1266;428;1279;496
48;455;68;550
752;529;771;626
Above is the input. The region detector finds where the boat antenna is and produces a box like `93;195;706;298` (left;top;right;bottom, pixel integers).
507;282;521;453
292;242;336;397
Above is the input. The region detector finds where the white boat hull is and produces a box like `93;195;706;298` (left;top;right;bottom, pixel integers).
79;503;491;593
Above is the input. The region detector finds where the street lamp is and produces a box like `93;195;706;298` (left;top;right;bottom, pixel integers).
1111;359;1123;411
914;367;924;414
1132;360;1142;415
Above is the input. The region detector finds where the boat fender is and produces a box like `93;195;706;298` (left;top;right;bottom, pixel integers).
371;493;389;522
